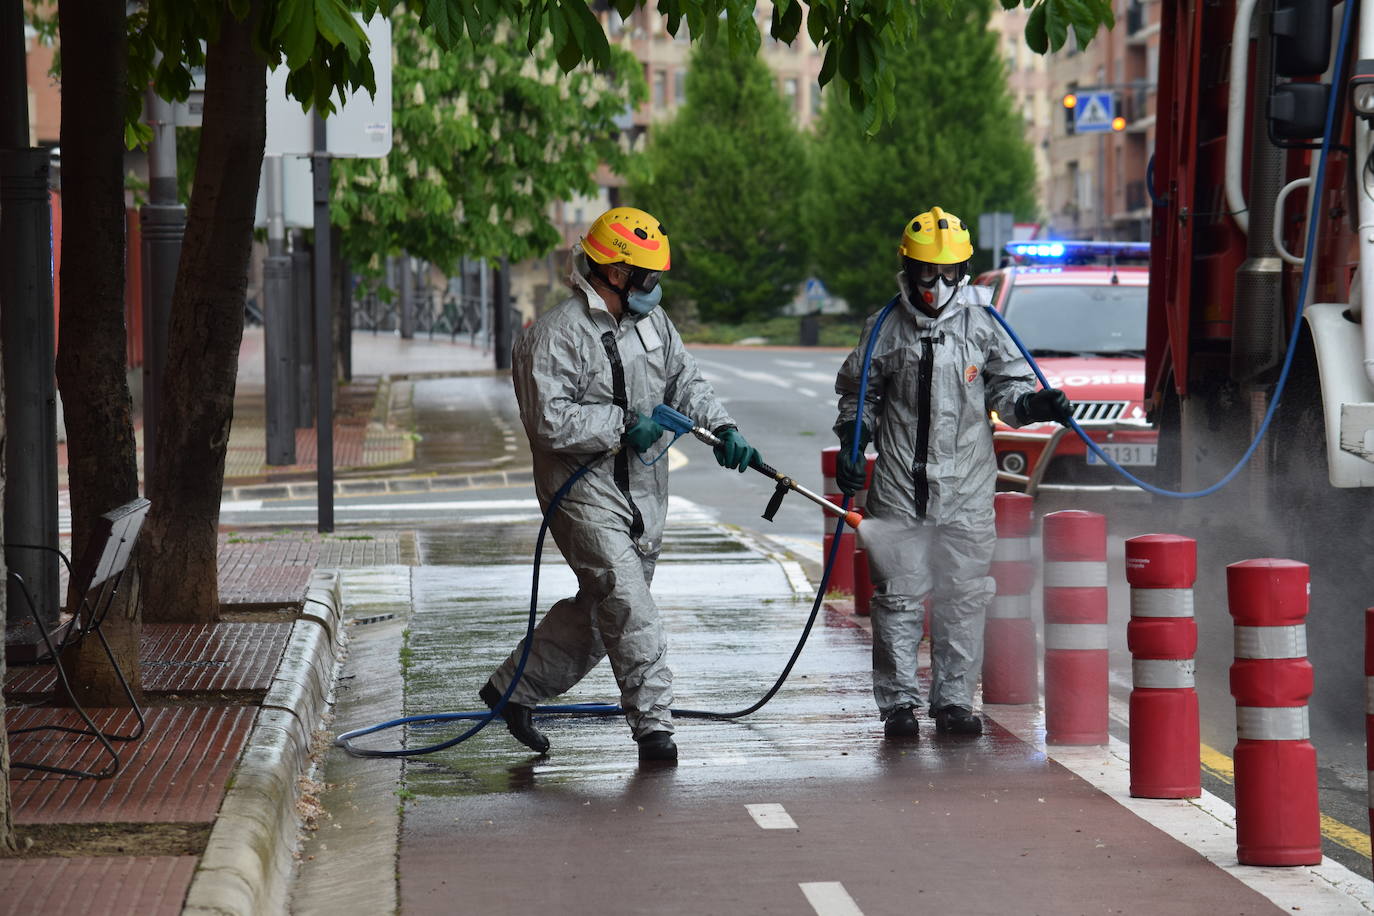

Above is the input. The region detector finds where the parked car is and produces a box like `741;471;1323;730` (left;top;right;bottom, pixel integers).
976;241;1155;492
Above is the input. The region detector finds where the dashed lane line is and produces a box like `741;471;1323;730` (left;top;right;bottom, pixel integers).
745;803;798;830
799;882;865;916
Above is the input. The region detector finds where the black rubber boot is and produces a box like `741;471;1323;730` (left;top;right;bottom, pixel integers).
883;706;921;739
636;731;678;762
480;681;550;754
934;705;983;736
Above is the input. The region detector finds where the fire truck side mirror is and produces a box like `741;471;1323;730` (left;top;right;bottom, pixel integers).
1272;0;1332;78
1268;82;1329;140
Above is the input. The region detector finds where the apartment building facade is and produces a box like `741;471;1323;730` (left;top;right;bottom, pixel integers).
991;0;1160;242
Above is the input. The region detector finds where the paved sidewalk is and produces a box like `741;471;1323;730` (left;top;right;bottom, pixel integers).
302;501;1371;916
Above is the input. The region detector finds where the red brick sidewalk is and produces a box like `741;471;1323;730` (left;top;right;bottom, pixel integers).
0;531;416;915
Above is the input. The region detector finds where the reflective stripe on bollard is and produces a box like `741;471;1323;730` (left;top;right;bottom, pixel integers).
1227;559;1321;866
1042;510;1109;745
1125;534;1200;799
984;493;1036;704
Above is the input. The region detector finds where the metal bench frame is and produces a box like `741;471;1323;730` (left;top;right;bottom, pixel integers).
6;497;152;779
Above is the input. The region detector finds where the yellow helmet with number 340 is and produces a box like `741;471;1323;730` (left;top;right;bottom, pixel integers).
580;207;672;272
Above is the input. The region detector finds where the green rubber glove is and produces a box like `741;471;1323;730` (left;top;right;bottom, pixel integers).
713;426;761;473
624;411;666;453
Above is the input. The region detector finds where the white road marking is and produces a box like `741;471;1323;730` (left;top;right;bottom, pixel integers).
774;358;816;369
800;882;865;916
796;387;818;398
796;371;839;386
693;357;795;390
227;498;541;513
745;803;798;830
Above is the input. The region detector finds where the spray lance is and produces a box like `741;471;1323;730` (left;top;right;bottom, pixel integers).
649;404;864;531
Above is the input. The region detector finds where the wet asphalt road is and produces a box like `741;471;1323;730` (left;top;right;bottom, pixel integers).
228;349;1372;885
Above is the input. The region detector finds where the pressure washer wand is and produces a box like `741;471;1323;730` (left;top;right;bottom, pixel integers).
651;404;863;530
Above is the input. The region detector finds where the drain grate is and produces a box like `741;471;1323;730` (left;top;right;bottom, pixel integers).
352;613;397;626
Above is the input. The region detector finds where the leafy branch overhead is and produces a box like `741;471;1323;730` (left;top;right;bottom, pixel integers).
1002;0;1116;54
117;0;1113;141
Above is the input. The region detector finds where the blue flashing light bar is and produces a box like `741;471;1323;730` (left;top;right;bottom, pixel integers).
1003;240;1150;262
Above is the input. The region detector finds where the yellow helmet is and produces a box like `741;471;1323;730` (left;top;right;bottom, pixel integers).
899;206;974;265
581;207;671;272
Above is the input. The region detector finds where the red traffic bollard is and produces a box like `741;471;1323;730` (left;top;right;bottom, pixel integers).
1227;559;1321;866
1125;534;1200;798
821;446;856;595
984;493;1037;704
1042;510;1109;745
853;455;878;616
1365;608;1373;855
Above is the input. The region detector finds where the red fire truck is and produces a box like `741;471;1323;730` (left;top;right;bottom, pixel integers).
1148;1;1372;613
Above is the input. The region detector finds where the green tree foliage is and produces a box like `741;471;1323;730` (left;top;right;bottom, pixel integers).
627;38;809;324
331;12;644;273
808;0;1039;313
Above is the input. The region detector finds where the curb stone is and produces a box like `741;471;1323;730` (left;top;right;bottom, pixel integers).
182;570;345;916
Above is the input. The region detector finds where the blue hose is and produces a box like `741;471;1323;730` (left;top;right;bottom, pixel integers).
993;0;1350;500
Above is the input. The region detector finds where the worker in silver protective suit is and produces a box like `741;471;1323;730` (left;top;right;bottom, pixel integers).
833;207;1071;739
481;206;761;762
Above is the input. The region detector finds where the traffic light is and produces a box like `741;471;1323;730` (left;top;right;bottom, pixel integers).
1112;116;1127;131
1062;91;1077;134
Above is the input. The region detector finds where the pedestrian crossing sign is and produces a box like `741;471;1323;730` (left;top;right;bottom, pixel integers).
1074;92;1115;133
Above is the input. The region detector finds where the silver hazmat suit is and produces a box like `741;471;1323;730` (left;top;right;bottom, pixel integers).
488;277;733;738
834;276;1036;716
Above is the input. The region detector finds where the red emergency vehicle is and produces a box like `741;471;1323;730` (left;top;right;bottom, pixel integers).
976;240;1156;492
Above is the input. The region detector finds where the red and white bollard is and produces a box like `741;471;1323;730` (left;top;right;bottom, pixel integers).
853;455;877;616
1125;534;1200;798
820;446;856;595
1227;559;1321;866
1364;608;1372;854
1042;510;1108;745
983;493;1036;704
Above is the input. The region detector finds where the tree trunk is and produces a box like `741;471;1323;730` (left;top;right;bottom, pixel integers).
1;335;15;853
141;6;265;623
54;0;142;704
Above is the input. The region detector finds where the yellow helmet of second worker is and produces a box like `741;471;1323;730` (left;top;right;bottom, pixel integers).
580;207;671;272
899;206;973;265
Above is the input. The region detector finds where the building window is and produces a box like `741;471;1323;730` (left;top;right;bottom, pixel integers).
783;77;800;112
653;70;667;108
675;70;686;106
812;81;823;116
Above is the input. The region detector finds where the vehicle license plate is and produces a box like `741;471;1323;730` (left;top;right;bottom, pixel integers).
1086;444;1157;466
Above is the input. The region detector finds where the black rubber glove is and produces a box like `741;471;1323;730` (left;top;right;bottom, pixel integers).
712;426;761;473
1015;388;1073;424
624;411;666;453
836;423;870;496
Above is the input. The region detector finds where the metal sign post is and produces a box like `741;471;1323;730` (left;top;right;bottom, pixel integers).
260;14;391;532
